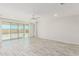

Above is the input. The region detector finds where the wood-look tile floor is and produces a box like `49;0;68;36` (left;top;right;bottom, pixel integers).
0;38;79;56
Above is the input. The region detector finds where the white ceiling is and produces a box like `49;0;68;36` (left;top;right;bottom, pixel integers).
0;3;79;20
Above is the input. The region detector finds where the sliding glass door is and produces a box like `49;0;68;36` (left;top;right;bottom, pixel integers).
0;21;33;40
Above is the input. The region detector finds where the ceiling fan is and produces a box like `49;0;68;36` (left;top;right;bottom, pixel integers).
30;8;40;21
31;14;40;20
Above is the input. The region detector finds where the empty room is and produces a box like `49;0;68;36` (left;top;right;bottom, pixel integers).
0;3;79;56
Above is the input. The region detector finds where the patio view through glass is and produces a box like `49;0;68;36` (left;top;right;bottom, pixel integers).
0;21;30;40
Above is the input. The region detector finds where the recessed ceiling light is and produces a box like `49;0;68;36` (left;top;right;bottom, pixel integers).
60;3;64;5
54;14;58;17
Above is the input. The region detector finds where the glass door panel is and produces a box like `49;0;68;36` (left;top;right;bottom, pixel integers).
0;22;10;40
19;24;24;39
29;24;33;37
25;24;29;38
10;23;18;39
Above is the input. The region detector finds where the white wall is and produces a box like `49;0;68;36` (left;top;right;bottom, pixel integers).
38;15;79;44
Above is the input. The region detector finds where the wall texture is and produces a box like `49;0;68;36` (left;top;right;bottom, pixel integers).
38;15;79;44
